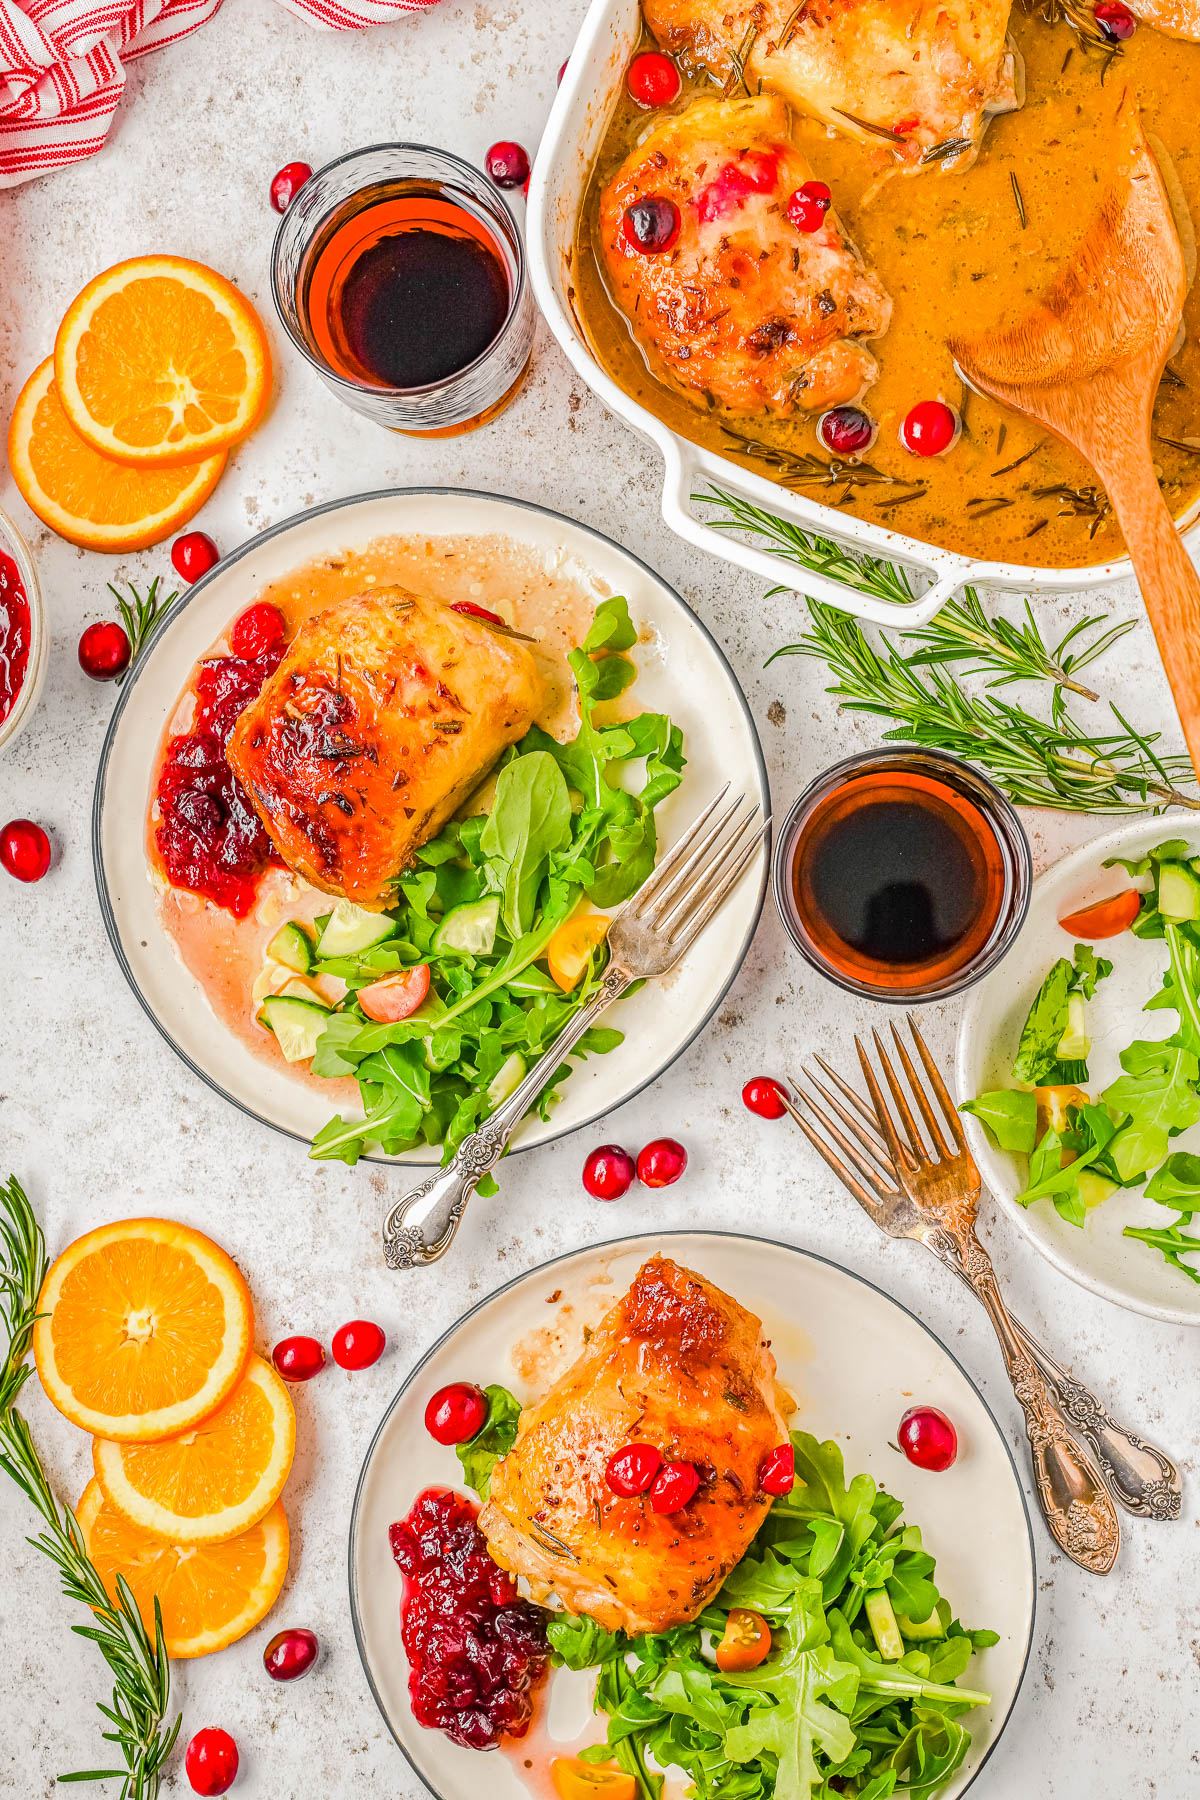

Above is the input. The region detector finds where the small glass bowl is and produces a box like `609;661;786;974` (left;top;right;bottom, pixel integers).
0;507;46;756
772;747;1031;1003
271;143;535;437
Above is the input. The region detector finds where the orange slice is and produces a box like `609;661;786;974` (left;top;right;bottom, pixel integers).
8;360;225;551
76;1479;289;1658
92;1354;295;1545
33;1218;253;1443
55;255;272;466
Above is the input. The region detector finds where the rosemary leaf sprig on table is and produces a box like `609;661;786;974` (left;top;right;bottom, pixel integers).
0;1177;180;1798
695;485;1199;814
108;579;181;679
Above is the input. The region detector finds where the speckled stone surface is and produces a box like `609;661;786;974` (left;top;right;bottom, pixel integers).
1;3;1197;1793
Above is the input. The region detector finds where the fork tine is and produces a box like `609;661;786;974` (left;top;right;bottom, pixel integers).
813;1055;880;1130
906;1013;969;1151
639;790;748;922
780;1090;891;1214
790;1074;898;1195
795;1064;892;1165
623;784;732;916
855;1035;910;1170
664;817;766;945
871;1027;932;1162
888;1022;952;1160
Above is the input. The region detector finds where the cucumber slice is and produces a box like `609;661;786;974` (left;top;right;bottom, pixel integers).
865;1589;905;1662
267;921;313;974
486;1052;527;1108
316;900;397;959
277;979;330;1009
433;896;500;958
258;995;330;1063
1076;1169;1118;1211
1158;861;1200;923
1056;993;1089;1061
896;1607;945;1641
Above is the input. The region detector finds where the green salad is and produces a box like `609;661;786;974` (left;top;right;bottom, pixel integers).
964;837;1200;1282
254;597;684;1172
458;1396;996;1800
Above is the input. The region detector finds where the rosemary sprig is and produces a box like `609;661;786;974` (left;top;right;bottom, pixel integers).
695;485;1199;813
1034;0;1123;68
0;1177;181;1796
107;580;181;680
720;431;925;497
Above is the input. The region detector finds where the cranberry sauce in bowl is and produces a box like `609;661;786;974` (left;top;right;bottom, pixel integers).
389;1488;549;1750
0;511;44;753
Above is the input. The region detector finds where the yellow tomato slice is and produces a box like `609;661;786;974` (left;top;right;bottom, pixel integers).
547;914;609;992
551;1757;636;1800
715;1607;772;1672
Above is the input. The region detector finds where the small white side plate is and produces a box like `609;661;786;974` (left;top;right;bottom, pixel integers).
957;816;1200;1325
93;489;768;1164
349;1231;1035;1800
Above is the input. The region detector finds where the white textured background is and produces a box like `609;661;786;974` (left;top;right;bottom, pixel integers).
1;2;1197;1794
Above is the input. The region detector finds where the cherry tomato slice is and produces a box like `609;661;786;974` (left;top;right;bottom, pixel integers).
715;1608;772;1672
547;913;609;991
1058;888;1141;939
552;1758;636;1800
357;964;431;1023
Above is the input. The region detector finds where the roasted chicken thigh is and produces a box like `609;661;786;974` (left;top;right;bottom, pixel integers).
226;587;542;909
643;0;1018;165
598;94;891;418
1125;0;1200;37
480;1257;792;1636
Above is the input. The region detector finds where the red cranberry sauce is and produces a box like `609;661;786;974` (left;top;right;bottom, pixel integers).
390;1488;549;1750
0;552;31;727
155;642;284;917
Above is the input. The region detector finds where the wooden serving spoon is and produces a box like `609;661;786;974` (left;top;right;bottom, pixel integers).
950;90;1200;778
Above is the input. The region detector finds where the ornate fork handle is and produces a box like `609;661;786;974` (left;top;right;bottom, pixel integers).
927;1224;1121;1575
382;968;631;1270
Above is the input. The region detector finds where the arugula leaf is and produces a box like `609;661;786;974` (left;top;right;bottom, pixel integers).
1069;943;1113;999
1123;1150;1200;1284
1102;1039;1200;1181
455;1384;521;1500
1012;959;1073;1084
480;751;572;937
548;1613;625;1670
959;1089;1037;1153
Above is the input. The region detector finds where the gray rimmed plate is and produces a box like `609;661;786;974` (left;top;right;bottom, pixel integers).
93;489;769;1164
348;1230;1036;1800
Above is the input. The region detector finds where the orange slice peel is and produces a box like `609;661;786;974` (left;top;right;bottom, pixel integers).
33;1218;254;1443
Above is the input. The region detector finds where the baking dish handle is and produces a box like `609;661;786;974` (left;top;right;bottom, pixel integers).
660;438;971;628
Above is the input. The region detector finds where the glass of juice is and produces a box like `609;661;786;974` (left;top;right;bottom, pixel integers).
271;144;535;436
773;748;1031;1002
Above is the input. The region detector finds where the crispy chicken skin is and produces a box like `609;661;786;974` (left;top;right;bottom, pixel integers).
226;587;542;909
598;95;891;419
480;1257;792;1636
1126;0;1200;37
643;0;1017;166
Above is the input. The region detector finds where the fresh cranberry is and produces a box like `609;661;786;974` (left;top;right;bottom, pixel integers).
606;1442;662;1497
264;1626;320;1681
759;1442;795;1494
0;819;51;883
627;51;681;107
272;1335;326;1382
185;1728;239;1796
270;161;313;212
786;181;832;234
819;406;875;457
451;600;505;626
582;1144;636;1200
229;603;286;659
622;198;680;254
649;1460;700;1513
742;1077;789;1120
332;1319;386;1370
900;401;958;457
78;619;131;681
425;1382;489;1445
1095;0;1136;35
637;1137;687;1187
898;1405;958;1471
172;531;220;584
486;142;531;190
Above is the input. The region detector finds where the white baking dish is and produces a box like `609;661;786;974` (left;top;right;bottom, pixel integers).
527;0;1200;627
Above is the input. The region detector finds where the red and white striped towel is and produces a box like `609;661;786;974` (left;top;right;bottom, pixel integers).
0;0;441;185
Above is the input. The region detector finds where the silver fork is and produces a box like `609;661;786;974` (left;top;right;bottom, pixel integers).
793;1050;1181;1525
381;786;768;1269
783;1017;1122;1575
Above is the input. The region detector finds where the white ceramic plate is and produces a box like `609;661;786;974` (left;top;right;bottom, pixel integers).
349;1231;1035;1800
93;490;768;1164
957;816;1200;1326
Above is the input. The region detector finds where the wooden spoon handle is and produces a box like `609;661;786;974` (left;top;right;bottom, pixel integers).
1104;449;1200;782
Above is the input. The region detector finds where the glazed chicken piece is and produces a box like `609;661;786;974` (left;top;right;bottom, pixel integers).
643;0;1018;166
1125;0;1200;37
480;1257;792;1636
599;94;889;419
226;587;542;909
